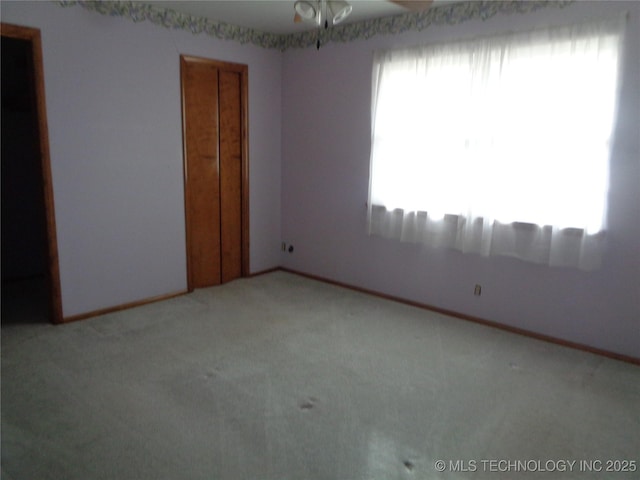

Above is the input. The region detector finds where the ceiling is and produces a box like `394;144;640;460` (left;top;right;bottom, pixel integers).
149;1;450;35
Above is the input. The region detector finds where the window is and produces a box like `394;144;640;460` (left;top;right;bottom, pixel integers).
368;18;624;270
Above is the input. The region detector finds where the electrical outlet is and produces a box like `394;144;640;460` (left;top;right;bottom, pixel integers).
474;284;482;296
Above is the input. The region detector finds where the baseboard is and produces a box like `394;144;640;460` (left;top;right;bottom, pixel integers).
279;267;640;366
248;267;281;277
57;267;638;366
63;289;189;323
60;266;278;323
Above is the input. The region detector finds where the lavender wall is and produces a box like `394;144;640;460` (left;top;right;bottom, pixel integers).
281;1;640;358
1;1;282;317
2;1;637;357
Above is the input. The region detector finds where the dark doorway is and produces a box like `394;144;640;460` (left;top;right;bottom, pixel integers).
1;24;62;324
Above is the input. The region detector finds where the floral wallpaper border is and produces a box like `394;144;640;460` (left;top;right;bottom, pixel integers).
58;0;573;51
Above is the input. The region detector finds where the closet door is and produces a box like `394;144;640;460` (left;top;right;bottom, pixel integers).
219;70;242;284
181;56;248;290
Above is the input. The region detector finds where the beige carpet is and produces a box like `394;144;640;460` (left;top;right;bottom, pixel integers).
2;271;639;479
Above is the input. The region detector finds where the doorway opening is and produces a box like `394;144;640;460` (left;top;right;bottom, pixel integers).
1;23;62;325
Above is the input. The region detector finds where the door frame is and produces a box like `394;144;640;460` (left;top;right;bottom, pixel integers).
1;23;63;323
180;55;250;291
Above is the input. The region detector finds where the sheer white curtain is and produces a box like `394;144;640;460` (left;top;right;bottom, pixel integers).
368;18;624;270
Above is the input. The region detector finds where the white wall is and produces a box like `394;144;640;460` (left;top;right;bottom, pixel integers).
281;1;640;358
1;1;283;317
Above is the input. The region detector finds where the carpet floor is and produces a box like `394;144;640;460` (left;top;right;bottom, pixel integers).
2;271;639;479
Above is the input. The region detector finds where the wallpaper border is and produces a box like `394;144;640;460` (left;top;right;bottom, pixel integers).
58;1;574;51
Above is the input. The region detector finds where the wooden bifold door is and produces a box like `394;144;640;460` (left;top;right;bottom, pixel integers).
181;56;249;290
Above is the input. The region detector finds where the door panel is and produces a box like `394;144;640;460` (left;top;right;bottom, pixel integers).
219;70;242;283
182;60;221;288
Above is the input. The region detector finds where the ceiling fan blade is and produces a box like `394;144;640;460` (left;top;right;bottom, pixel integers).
389;0;434;12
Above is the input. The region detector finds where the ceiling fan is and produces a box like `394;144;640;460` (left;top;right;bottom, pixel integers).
293;0;434;27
